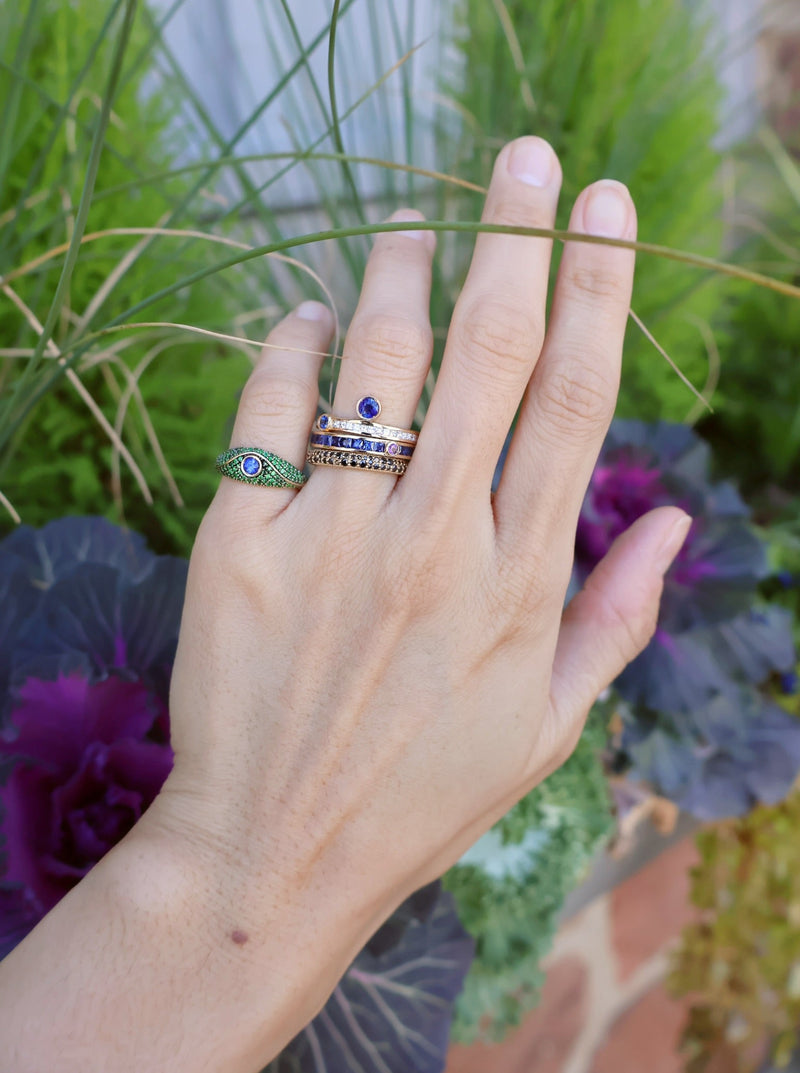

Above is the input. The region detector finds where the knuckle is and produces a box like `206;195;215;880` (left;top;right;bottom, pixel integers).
347;312;433;370
567;263;629;303
495;552;549;617
238;369;306;424
457;295;540;377
537;361;615;434
487;195;551;232
379;518;456;613
586;573;662;665
607;591;659;664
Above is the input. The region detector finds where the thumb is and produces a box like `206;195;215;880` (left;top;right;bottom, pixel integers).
549;506;691;733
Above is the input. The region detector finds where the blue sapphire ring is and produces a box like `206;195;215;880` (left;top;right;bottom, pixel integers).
215;447;307;489
307;395;417;475
313;395;419;446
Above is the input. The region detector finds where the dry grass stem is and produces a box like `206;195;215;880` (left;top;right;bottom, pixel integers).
628;308;712;412
683;315;722;425
0;490;22;525
7;226;341;352
88;320;332;361
104;344;184;509
74;213;172;334
1;282;154;504
0;189;51;229
491;0;536;114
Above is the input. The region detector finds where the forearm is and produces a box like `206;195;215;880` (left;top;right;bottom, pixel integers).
0;807;378;1073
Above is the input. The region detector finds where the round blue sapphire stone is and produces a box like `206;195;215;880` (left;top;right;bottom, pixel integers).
357;396;381;421
242;455;261;477
318;414;331;429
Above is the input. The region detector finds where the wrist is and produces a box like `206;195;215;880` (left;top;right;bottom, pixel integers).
0;795;383;1073
122;798;382;1056
145;765;403;947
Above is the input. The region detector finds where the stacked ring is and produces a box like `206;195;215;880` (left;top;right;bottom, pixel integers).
306;395;417;476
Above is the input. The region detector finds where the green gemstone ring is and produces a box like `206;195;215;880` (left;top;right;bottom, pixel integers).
215;447;307;489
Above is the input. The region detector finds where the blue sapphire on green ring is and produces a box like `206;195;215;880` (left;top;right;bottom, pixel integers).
215;448;307;489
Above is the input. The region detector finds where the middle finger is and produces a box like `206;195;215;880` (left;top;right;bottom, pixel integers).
409;136;562;496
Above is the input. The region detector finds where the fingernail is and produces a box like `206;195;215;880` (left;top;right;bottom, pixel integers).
389;209;426;241
582;180;633;238
507;137;555;188
656;513;692;573
296;301;329;322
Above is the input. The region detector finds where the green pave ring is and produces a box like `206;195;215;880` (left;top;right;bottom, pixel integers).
214;447;307;489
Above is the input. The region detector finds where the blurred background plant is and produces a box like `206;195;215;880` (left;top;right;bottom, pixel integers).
1;0;800;1069
668;784;800;1073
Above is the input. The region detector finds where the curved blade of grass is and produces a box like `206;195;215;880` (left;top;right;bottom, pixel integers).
271;0;369;283
229;42;428;226
276;0;334;136
102;218;800;311
76;320;332;361
683;314;722;426
6;226;341;351
628;308;710;412
491;0;536;115
84;36;429;308
103;346;184;508
125;0;363;297
395;0;416;201
120;0;189;90
8;0;138;400
134;0;361;236
364;0;399;203
8;217;800;457
91;151;486;206
327;0;365;223
14;222;800;345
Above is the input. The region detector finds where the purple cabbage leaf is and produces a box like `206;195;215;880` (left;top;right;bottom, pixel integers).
265;882;473;1073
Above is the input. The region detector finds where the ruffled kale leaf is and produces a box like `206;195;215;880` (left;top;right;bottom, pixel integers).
575;420;800;819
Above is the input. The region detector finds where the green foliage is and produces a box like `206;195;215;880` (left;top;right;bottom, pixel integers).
0;0;251;554
699;141;800;494
444;708;615;1040
668;779;800;1072
450;0;730;420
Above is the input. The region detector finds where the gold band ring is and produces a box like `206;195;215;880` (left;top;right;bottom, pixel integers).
306;447;409;475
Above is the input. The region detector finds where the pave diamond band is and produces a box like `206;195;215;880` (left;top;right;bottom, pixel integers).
315;414;418;445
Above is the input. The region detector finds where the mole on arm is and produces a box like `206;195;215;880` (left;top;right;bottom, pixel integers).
230;929;249;946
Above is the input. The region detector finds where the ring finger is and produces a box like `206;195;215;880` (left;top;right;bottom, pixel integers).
312;209;436;501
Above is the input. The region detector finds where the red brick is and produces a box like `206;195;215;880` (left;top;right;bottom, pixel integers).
589;982;694;1073
609;836;700;984
445;956;588;1073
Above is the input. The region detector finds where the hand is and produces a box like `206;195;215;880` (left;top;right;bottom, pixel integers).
0;137;691;1073
158;135;687;910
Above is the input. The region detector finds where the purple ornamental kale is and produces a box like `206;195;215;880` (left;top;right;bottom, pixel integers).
0;517;186;955
575;420;800;819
